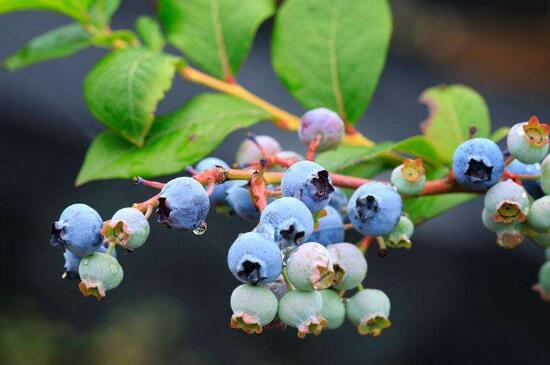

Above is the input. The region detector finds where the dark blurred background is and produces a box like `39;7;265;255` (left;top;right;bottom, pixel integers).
1;1;550;364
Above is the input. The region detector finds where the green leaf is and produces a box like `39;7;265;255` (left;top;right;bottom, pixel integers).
420;84;491;163
490;126;509;143
136;16;165;51
272;0;392;123
315;143;394;172
0;0;92;22
89;0;121;26
158;0;275;80
3;23;91;70
76;93;270;185
404;194;478;225
391;135;443;167
84;48;178;146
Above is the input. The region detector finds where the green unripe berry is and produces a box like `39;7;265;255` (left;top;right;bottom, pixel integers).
346;289;391;337
102;207;150;251
278;290;327;338
481;209;524;249
534;261;550;302
390;159;426;195
527;196;550;233
507;117;549;164
527;230;550;248
78;252;123;300
327;243;367;290
319;289;345;330
541;155;550;195
385;215;414;249
287;242;334;291
230;284;278;335
484;180;529;225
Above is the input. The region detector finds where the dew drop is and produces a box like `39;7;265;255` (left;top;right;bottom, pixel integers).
193;221;208;236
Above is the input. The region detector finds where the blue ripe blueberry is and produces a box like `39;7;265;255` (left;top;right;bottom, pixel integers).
51;203;103;257
452;138;504;190
327;243;367;290
506;159;544;199
390;159;426;195
102;207;149;251
227;232;282;285
346;289;391;337
484;180;529;225
195;157;232;206
347;182;402;236
281;160;335;213
309;206;344;246
78;252;123;300
481;209;524;249
258;197;314;249
230;284;278;334
319;289;346;330
527;196;550;233
277;290;327;338
298;108;344;151
384;215;414;249
287;242;335;291
328;187;348;219
533;261;550;302
507;116;549;164
236;135;282;165
226;180;261;222
157;177;210;230
541;155;550;195
62;244;115;280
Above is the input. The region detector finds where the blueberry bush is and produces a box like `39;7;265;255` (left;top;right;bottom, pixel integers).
3;0;550;338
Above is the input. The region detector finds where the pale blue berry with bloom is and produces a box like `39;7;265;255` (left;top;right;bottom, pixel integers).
195;157;232;206
328;187;348;219
51;203;103;257
230;284;278;334
78;252;123;300
506;159;544;199
347;289;391;337
507;116;549;164
347;182;402;236
327;242;367;290
481;209;524;249
452;138;504;190
319;289;346;330
484;179;529;225
277;290;327;338
309;206;344;246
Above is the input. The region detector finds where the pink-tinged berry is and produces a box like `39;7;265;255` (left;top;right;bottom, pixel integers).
483;180;529;224
298;108;344;151
320;289;345;329
390;159;426;195
230;284;278;335
327;243;367;290
236;135;282;165
507;116;550;164
78;252;123;300
346;289;391;337
277;290;327;338
287;242;335;291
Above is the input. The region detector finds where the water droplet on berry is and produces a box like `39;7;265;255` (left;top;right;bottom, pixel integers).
193;221;208;236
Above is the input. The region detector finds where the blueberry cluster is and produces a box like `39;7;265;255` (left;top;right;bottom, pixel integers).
48;110;550;337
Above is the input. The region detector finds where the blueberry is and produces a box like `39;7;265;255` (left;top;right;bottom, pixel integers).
507;117;549;164
258;197;314;249
319;289;346;330
541;155;550;195
506;159;544;199
534;261;550;302
309;206;344;246
277;290;327;338
328;187;348;219
452;138;504;190
62;244;115;280
230;284;278;334
484;180;529;225
227;232;282;285
236;135;282;165
51;203;103;257
347;182;402;236
102;207;149;251
286;242;334;291
157;177;210;230
298;108;344;151
481;208;524;249
78;252;123;300
328;242;367;290
195;157;230;172
346;289;391;337
527;196;550;233
384;215;414;249
226;180;260;222
195;157;233;206
391;159;426;195
281;160;335;213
